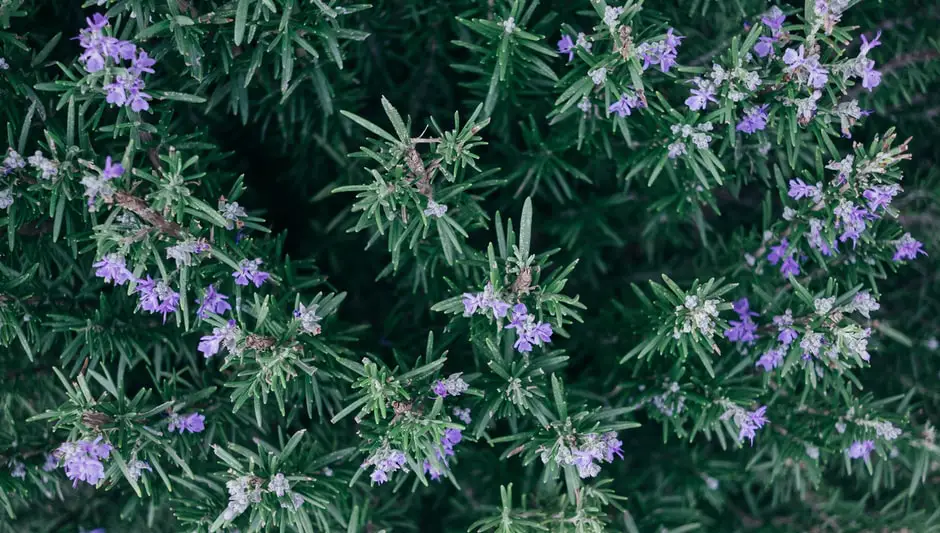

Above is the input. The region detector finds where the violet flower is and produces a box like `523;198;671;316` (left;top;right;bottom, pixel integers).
755;348;784;372
198;319;241;358
56;437;112;487
134;275;180;322
557;34;575;61
847;439;875;460
93;254;135;286
168;412;205;434
505;303;553;353
736;104;769;134
232;258;270;287
432;373;469;398
608;92;643;118
196;284;232;318
893;233;926;262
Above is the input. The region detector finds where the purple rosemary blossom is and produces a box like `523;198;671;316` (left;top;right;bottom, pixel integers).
834;200;871;246
93;254;135;286
806;219;837;256
847;440;875;460
81;155;122;208
736;104;769;134
782;45;829;89
424;199;448;218
220;200;247;230
129;50;156;76
453;407;472;424
196;285;232;318
780;255;801;277
55;437;112;487
432;373;469;398
859;59;881;91
101;155;124;179
608;92;644;118
76;14;114;73
863;184;900;212
755;348;784;372
134;275;180;322
722;404;769;445
294;302;322;335
754;36;776;58
761;8;786;34
42;454;57;472
2;149;25;175
232;258;270;287
364;448;408;485
685;79;718;111
28;151;58;180
198;320;241;358
767;238;790;265
166;240;210;267
168;412;206;434
0;188;12;210
557;34;574;61
127;459;152;482
860;30;882;55
773;310;799;345
104;74;152;112
893;233;926;262
10;460;25;478
441;428;463;456
462;282;511;319
787;178;823;203
562;432;624;479
848;291;880;319
636;28;683;73
800;331;825;359
505;303;553;353
724;298;759;345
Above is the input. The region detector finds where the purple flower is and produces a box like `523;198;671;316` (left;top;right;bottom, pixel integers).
93;254;135;286
370;469;388;484
169;412;205;434
738;406;769;445
432;373;469;398
834;201;871;246
893;233;926;262
783;45;829;88
847;439;875;460
754;36;776;58
767;239;789;265
725;298;759;345
736;105;769;135
860;30;882;55
87;13;109;31
505;303;553;353
101;156;124;179
196;285;232;318
863;184;900;212
755;348;784;372
787;178;823;202
860;59;881;91
557;34;575;61
778;328;798;345
453;407;472;424
198;319;240;358
42;454;57;472
462;283;510;319
56;437;112;487
134;275;180;322
609;93;643;118
806;219;837;257
761;12;786;33
232;258;270;287
637;28;683;73
130;51;156;76
685;83;718;111
780;256;800;277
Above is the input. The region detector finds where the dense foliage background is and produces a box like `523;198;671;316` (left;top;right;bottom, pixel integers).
1;0;940;531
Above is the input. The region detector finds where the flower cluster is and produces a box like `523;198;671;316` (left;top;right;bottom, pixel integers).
55;437;112;487
93;254;135;286
293;302;323;335
27;150;59;180
80;156;125;210
650;381;686;417
505;303;553;353
608;90;646;118
736;104;769;135
541;432;623;479
462;282;511;319
127;458;152;482
754;7;786;58
423;199;448;218
196;285;232;318
423;428;464;481
767;238;800;278
219;200;247;230
198;320;242;358
77;14;155;112
363;447;408;485
686;63;761;112
167;412;205;434
556;32;591;62
232;258;270;287
846;439;875;460
267;473;305;510
636;28;683;73
432;373;469;398
814;0;851;35
725;298;759;345
453;407;472;424
673;294;720;339
134;275;181;322
782;45;829;89
667;122;714;159
720;402;769;445
166;240;210;267
223;475;263;521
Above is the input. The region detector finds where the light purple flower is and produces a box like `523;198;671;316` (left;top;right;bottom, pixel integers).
847;439;875;460
738;406;768;444
755;348;784;372
453;407;472;424
863;184;900;212
780;256;800;277
557;34;575;61
685;83;718;111
198;319;240;358
609;92;643;118
637;28;683;73
860;59;881;91
787;178;823;202
169;412;205;434
754;36;776;58
761;11;786;33
736;104;769;134
93;254;135;286
860;30;882;56
767;238;789;265
432;373;469;398
134;275;180;322
130;51;156;76
725;298;759;345
233;258;270;287
101;156;124;179
834;201;871;246
505;303;553;353
893;233;926;262
196;284;232;318
42;454;57;472
370;469;388;484
462;283;510;319
56;437;112;487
